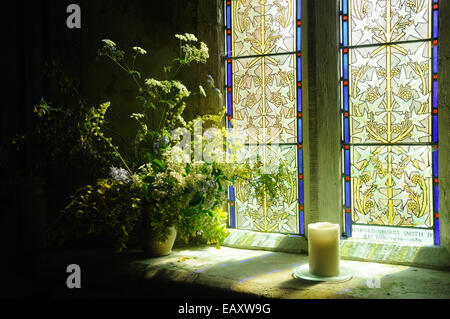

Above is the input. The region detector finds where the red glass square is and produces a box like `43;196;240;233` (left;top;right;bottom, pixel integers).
433;109;438;114
227;59;231;63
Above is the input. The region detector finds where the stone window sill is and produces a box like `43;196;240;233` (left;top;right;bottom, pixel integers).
223;229;450;269
32;245;450;299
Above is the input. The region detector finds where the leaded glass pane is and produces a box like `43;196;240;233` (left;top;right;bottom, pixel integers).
232;54;297;144
349;0;432;46
351;145;433;228
232;0;296;57
235;144;299;233
349;42;432;144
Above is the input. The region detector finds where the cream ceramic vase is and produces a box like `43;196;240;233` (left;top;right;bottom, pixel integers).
139;225;177;257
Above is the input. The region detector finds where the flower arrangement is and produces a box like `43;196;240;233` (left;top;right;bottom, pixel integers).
46;33;289;252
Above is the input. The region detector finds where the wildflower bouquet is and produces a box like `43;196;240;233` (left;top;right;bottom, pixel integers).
47;33;289;252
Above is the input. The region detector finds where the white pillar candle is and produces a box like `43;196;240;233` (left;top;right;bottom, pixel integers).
308;222;340;277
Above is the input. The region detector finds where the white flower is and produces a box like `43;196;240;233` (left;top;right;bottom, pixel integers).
132;46;147;55
138;163;154;176
172;81;190;98
169;170;186;189
175;34;187;41
109;166;132;183
144;78;163;89
184;33;198;42
165;146;190;164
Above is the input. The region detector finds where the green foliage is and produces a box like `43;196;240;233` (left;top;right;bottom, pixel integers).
47;178;141;251
9;62;118;179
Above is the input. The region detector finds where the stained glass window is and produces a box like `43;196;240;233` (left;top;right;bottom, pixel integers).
340;0;439;245
225;0;304;235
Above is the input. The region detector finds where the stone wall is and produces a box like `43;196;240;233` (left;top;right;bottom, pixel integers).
437;0;450;255
1;0;224;273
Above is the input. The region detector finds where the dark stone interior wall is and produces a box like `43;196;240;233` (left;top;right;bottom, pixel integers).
8;0;223;144
0;0;223;285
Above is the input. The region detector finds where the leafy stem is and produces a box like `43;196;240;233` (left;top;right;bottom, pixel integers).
105;53;143;90
98;133;133;175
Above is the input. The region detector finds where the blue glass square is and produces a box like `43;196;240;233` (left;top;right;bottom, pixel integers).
298;119;302;143
299;180;304;205
346;213;351;236
435;219;440;246
297;88;302;112
299;210;304;235
343;21;348;47
343;86;349;111
298;149;303;174
433;150;438;178
344;149;350;176
433;10;439;38
345;181;350;207
434;184;439;212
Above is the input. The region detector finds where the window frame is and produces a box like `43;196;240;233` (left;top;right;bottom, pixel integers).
339;0;440;246
223;0;305;236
